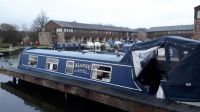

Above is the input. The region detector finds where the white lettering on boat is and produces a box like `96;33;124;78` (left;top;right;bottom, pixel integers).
75;63;91;70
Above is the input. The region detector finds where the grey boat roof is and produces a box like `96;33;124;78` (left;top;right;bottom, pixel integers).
148;24;194;32
51;20;136;32
24;49;124;62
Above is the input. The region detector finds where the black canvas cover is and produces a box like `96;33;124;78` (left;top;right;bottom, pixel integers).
129;36;200;101
163;44;200;101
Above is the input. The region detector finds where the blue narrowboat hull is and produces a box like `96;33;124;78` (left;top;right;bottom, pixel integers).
18;51;143;93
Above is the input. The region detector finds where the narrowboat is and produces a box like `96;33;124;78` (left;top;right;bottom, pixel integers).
18;36;200;102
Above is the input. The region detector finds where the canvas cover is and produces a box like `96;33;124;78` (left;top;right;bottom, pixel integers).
128;36;200;101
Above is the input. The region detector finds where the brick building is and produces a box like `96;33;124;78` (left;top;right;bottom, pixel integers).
194;5;200;39
136;28;147;40
39;20;138;45
147;25;193;39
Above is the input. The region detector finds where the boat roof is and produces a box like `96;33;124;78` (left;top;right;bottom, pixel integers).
132;36;200;50
24;49;124;63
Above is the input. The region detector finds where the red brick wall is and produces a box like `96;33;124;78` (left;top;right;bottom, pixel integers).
194;5;200;39
45;21;61;32
194;19;200;39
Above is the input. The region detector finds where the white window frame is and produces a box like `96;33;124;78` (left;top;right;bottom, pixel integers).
45;58;59;71
28;54;38;67
65;61;74;75
90;64;112;82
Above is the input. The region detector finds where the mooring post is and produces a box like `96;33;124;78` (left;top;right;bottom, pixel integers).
64;92;69;111
65;92;68;100
13;77;17;84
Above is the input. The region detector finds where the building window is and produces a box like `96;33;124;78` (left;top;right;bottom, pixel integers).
197;10;200;19
91;64;112;82
64;28;66;32
66;61;74;75
56;28;62;33
45;58;59;71
28;55;38;67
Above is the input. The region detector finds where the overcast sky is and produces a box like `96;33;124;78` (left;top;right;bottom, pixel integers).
0;0;199;29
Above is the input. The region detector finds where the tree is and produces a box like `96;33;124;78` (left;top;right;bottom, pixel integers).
29;31;38;42
0;23;20;44
21;23;29;31
0;23;16;31
31;11;49;32
20;23;29;40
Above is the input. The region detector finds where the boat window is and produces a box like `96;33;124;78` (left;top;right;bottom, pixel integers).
169;47;179;62
91;64;112;82
66;61;74;75
169;47;179;68
157;48;166;61
28;55;38;67
45;58;59;71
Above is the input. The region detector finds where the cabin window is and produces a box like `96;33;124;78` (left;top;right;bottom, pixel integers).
91;64;112;82
28;55;38;67
66;61;74;75
45;58;59;71
157;48;166;61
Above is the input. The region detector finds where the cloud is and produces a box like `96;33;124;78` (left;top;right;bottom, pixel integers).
0;0;199;29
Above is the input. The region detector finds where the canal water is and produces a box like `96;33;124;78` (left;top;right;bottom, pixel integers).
0;54;125;112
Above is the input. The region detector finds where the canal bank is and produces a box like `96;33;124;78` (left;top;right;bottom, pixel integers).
0;47;24;57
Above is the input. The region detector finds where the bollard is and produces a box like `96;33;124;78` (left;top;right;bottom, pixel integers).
13;77;17;84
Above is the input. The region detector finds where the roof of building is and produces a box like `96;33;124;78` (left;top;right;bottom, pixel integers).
50;20;136;32
147;25;194;32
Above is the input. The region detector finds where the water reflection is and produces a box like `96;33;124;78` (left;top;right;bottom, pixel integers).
0;54;125;112
0;75;41;112
0;54;20;68
0;77;124;112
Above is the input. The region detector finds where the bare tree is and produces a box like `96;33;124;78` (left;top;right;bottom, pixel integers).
0;23;16;31
32;11;49;32
0;23;20;44
21;23;29;31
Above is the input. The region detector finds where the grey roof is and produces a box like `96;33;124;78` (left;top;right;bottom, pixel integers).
148;25;194;32
51;20;136;32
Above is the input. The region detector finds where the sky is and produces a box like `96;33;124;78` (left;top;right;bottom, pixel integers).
0;0;199;29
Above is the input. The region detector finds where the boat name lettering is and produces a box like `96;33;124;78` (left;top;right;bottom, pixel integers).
75;63;91;70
